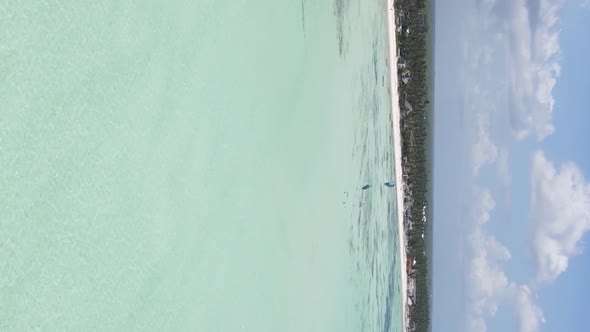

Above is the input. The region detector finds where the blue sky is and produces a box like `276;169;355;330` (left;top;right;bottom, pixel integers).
433;0;590;331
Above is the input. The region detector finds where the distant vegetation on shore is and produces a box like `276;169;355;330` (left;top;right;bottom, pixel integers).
394;0;433;331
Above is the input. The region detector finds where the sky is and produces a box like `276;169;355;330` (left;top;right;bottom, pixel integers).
433;0;590;331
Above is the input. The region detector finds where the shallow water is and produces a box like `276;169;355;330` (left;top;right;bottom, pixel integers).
0;1;402;331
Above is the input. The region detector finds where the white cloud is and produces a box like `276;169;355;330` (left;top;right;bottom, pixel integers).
467;317;488;332
513;285;545;332
471;115;498;175
466;191;510;331
467;228;511;316
529;150;590;283
497;147;511;186
457;0;570;330
472;187;496;225
461;0;565;141
465;150;590;332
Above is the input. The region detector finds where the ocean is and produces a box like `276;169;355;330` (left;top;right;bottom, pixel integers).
0;0;403;331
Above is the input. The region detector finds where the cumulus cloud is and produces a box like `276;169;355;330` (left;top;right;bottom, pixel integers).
462;0;565;141
529;150;590;283
467;229;511;318
467;317;488;332
471;114;498;175
457;0;570;330
466;230;511;331
466;190;510;331
513;285;545;332
465;150;590;332
466;239;547;332
472;187;497;225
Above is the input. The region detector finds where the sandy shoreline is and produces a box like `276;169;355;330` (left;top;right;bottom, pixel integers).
385;0;408;330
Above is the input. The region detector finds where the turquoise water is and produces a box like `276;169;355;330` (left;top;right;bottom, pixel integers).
0;1;402;331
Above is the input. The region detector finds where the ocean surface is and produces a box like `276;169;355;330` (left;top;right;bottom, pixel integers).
0;1;402;331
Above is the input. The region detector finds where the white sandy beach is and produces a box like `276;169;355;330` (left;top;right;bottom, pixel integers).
386;0;409;330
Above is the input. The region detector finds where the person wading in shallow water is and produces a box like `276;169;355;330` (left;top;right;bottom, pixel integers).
362;181;395;190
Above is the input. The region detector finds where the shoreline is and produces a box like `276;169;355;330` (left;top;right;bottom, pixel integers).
385;0;408;330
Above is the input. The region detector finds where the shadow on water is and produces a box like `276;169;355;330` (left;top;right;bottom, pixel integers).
301;0;306;35
333;0;351;57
